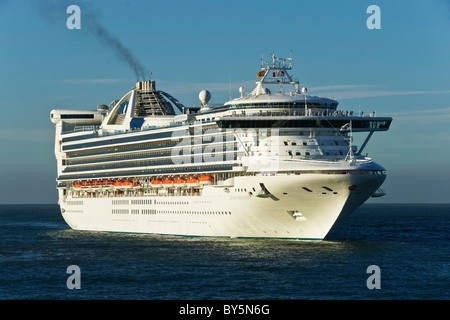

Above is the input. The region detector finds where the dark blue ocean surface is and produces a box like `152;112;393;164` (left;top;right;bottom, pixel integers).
0;204;448;300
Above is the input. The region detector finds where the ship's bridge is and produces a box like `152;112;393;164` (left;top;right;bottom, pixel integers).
224;91;338;111
223;52;338;114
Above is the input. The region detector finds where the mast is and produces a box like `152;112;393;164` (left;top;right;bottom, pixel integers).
344;120;355;163
257;52;300;93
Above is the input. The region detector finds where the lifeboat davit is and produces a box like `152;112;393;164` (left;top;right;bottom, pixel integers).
151;180;162;188
103;180;114;188
199;175;213;185
82;181;93;188
174;179;187;187
93;180;103;188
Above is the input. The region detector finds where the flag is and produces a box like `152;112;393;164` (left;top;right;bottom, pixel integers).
273;71;285;77
256;71;266;77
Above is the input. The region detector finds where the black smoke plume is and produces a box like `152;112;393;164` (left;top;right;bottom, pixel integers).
35;0;147;81
88;23;147;81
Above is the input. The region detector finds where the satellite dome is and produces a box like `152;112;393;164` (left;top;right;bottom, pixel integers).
199;90;211;108
199;90;211;103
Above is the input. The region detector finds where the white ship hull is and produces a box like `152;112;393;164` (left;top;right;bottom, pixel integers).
60;173;385;240
51;54;392;241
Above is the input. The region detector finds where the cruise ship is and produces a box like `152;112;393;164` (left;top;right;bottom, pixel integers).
50;54;392;240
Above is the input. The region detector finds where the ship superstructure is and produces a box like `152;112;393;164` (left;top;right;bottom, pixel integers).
50;53;392;239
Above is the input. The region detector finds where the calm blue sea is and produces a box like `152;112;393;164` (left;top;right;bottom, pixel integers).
0;203;448;301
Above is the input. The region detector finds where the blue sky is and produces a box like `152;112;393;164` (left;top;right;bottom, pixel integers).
0;0;449;204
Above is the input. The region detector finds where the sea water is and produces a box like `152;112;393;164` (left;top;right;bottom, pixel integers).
0;204;448;300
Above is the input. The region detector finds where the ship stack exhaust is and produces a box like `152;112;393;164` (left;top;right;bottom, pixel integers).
136;80;156;92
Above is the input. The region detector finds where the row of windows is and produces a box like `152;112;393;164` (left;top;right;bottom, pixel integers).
66;144;237;166
287;150;347;156
111;209;232;215
63;153;239;173
58;164;234;181
154;200;189;205
112;209;129;214
225;102;336;108
63;125;224;152
61;114;95;119
65;209;83;213
283;140;346;146
65;132;234;159
112;200;129;205
217;119;392;129
159;210;231;215
131;199;152;205
66;140;181;158
63;130;178;151
67;200;84;205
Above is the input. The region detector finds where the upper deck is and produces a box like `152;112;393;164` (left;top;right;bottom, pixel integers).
51;52;392;144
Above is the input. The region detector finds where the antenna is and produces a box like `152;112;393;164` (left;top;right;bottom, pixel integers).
228;69;232;101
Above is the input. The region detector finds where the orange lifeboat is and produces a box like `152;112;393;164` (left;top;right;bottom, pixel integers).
122;181;133;188
174;179;187;187
162;179;174;187
74;182;82;189
199;175;213;185
187;178;200;187
151;180;162;188
114;181;123;188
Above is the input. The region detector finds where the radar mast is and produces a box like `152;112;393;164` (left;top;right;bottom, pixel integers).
256;52;300;93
